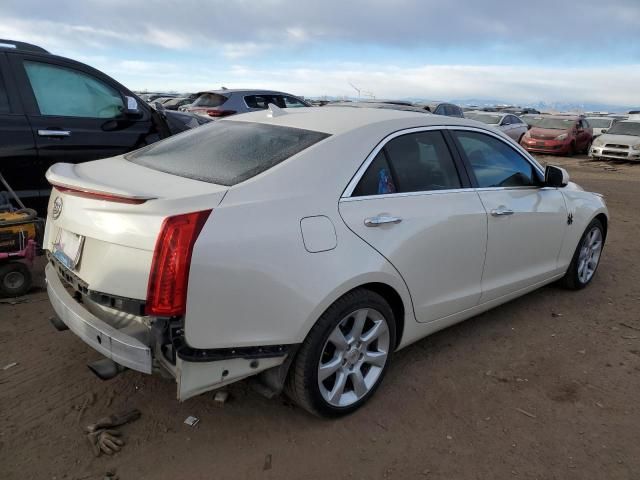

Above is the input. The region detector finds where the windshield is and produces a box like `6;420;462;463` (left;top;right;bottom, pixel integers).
465;112;501;124
127;121;330;185
607;121;640;136
586;118;613;128
523;116;576;130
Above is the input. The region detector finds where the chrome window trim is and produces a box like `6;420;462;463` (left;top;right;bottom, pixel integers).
341;125;545;199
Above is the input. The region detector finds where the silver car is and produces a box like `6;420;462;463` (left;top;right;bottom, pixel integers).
585;117;617;139
589;121;640;161
464;111;528;142
181;89;310;118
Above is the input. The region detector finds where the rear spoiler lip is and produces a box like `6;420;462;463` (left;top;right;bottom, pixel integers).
50;181;156;204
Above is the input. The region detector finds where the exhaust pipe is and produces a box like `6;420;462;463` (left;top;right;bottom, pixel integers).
49;315;69;332
88;358;125;380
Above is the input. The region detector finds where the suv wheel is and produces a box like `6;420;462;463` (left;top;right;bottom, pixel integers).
286;289;396;417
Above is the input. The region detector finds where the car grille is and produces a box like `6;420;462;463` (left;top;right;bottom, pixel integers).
604;144;629;149
602;150;629;158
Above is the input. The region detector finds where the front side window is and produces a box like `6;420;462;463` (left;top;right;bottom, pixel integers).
128;121;329;186
454;130;537;188
352;130;462;196
282;96;308;108
24;61;124;118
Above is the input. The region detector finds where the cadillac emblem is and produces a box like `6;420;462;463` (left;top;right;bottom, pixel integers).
52;196;63;219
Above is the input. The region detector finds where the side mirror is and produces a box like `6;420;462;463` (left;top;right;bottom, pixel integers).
601;128;607;134
545;165;570;188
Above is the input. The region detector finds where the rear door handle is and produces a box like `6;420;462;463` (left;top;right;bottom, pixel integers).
490;206;514;217
364;215;403;227
38;129;71;137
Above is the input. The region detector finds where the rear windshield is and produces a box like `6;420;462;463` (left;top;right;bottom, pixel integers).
127;121;330;185
192;93;228;108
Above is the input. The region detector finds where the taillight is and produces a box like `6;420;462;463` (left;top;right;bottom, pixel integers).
146;210;212;317
206;109;237;117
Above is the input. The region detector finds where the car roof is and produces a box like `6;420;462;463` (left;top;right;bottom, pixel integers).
326;101;429;114
225;106;477;135
196;89;297;96
467;110;506;117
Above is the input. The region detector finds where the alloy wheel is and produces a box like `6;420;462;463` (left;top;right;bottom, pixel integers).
317;308;390;407
577;226;603;284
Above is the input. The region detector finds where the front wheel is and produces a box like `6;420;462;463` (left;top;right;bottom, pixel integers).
286;289;396;417
0;262;32;297
561;219;605;290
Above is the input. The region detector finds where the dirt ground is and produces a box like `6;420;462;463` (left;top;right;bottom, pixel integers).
1;154;639;480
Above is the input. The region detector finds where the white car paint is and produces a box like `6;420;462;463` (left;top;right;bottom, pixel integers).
44;107;608;403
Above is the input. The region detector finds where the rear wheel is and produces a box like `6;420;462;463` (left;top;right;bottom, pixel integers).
561;219;605;290
286;289;396;417
0;262;32;297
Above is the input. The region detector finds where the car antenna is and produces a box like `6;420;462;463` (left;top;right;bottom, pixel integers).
267;103;286;118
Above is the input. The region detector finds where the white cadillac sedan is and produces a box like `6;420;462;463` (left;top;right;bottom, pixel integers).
44;106;608;417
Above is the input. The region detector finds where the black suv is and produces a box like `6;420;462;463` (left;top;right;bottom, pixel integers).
0;39;209;212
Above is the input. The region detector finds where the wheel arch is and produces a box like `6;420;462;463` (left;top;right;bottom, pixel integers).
594;212;608;239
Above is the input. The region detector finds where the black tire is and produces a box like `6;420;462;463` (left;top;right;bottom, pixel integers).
285;289;396;417
566;142;576;157
0;262;32;297
584;141;592;154
560;219;605;290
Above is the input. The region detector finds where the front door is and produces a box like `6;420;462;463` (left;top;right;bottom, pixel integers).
339;129;487;323
451;129;568;302
9;55;156;196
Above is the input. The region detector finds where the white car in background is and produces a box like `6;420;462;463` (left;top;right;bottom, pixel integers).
590;120;640;161
585;116;617;138
463;111;528;142
44;106;608;417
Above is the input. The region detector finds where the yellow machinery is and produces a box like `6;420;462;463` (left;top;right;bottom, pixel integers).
0;173;43;297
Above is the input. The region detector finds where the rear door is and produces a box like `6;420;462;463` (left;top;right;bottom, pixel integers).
9;54;157;195
339;128;487;323
450;128;568;302
0;53;39;204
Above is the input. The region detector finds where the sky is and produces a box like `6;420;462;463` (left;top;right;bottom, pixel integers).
2;0;640;106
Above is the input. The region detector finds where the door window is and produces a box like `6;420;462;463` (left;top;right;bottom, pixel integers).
23;61;124;118
282;96;307;108
244;95;276;109
352;131;461;196
0;67;9;113
454;130;537;188
510;115;523;124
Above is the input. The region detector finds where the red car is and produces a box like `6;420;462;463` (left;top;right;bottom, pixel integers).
520;115;592;156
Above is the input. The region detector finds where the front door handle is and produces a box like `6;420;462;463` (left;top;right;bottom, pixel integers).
38;129;71;137
364;215;403;227
490;206;514;217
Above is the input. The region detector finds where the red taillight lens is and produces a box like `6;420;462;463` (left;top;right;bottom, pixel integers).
146;210;212;317
206;109;237;117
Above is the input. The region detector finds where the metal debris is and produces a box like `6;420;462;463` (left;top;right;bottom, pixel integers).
184;415;200;427
214;390;229;406
2;362;18;370
515;408;537;419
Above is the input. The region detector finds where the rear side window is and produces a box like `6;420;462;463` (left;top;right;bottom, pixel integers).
454;130;537;188
282;96;308;108
128;121;330;186
0;66;9;113
352;131;461;196
192;93;227;108
23;61;124;118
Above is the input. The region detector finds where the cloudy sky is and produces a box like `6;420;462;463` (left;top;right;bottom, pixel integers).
2;0;640;106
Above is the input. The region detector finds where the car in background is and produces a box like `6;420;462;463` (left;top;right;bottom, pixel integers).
416;101;464;117
182;89;310;118
0;39;208;213
44;106;607;417
464;111;528;142
162;96;194;111
589;121;640;161
520;115;592;156
325;101;430;114
585;117;617;138
141;93;179;103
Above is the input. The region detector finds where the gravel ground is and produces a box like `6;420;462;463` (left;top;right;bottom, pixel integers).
1;154;639;480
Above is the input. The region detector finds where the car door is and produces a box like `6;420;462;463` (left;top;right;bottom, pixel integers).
0;53;39;205
450;128;568;302
509;115;528;142
339;129;488;323
9;54;157;195
499;115;513;137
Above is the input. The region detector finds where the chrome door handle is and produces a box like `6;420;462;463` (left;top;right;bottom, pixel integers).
364;215;403;227
38;129;71;137
490;206;514;217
